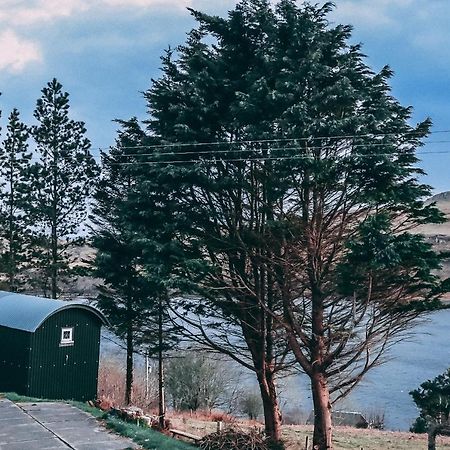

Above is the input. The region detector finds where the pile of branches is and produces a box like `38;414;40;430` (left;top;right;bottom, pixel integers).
199;428;268;450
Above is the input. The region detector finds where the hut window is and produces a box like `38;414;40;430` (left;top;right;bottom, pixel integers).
60;327;74;346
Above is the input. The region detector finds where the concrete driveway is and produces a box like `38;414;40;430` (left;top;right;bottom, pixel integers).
0;399;139;450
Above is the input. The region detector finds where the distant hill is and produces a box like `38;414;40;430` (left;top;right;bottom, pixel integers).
417;191;450;286
419;191;450;237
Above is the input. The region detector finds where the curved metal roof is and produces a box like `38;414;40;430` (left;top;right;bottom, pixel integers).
0;291;108;332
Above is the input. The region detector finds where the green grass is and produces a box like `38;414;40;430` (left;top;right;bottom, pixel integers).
3;392;51;403
104;416;196;450
2;392;195;450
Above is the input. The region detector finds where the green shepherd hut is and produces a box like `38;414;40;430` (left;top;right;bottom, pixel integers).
0;291;107;401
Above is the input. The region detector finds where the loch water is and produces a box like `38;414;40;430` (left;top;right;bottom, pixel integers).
346;308;450;430
291;309;450;430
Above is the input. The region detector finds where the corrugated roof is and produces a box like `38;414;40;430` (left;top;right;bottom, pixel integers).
0;291;107;333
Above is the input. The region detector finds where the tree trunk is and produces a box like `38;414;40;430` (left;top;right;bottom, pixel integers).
158;296;166;428
428;428;436;450
256;365;283;446
125;321;133;405
311;371;333;450
51;222;58;299
8;160;16;292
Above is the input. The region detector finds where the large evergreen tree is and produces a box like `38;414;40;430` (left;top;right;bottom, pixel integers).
0;109;32;291
92;119;156;405
92;118;177;411
28;79;98;298
142;1;446;448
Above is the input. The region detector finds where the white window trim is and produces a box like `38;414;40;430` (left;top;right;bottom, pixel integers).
60;327;74;346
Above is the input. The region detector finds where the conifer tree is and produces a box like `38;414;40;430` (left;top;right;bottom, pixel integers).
142;1;446;448
28;79;98;298
0;109;32;292
91;118;176;408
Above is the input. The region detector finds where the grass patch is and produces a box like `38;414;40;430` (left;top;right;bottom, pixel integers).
69;400;108;419
104;416;196;450
2;393;195;450
3;392;50;403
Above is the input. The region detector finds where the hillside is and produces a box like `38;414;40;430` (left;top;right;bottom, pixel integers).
418;191;450;283
419;191;450;237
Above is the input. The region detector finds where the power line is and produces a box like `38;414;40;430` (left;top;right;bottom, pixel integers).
97;139;450;160
8;130;450;163
96;128;450;152
107;148;450;167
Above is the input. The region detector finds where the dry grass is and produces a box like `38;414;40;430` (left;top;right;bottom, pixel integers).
169;416;450;449
283;425;450;450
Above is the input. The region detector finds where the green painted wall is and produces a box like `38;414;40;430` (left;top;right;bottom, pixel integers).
29;309;102;401
0;326;31;395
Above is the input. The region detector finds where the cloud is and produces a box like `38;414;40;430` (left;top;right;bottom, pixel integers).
0;0;193;27
102;0;192;9
332;0;414;30
0;0;195;73
0;0;88;27
0;30;42;72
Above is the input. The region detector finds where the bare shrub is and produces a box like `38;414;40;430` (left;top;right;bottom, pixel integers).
282;407;307;425
199;428;268;450
166;353;229;412
240;391;263;420
97;357;158;410
365;408;385;430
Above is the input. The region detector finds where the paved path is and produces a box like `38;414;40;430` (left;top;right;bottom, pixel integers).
0;399;139;450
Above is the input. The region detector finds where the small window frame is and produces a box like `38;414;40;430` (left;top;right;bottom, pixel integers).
60;327;74;347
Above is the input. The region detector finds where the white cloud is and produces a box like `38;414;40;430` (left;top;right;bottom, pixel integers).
102;0;192;9
0;0;194;73
0;0;192;27
0;0;88;26
0;29;42;72
332;0;414;30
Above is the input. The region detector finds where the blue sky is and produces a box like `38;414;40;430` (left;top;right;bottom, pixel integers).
0;0;449;193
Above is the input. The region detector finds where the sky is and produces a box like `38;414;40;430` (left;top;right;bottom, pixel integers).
0;0;449;193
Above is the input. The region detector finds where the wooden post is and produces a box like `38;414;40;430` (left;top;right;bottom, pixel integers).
305;435;309;450
217;421;223;432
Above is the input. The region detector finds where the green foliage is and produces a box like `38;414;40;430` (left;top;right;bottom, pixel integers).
410;368;450;432
0;109;32;292
92;118;160;343
92;117;179;352
27;78;99;298
91;118;179;405
338;214;443;308
410;416;428;434
132;0;446;446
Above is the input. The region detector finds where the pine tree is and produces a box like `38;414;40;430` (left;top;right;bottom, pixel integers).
142;1;446;448
28;79;98;298
91;118;176;408
410;369;450;450
0;109;32;292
